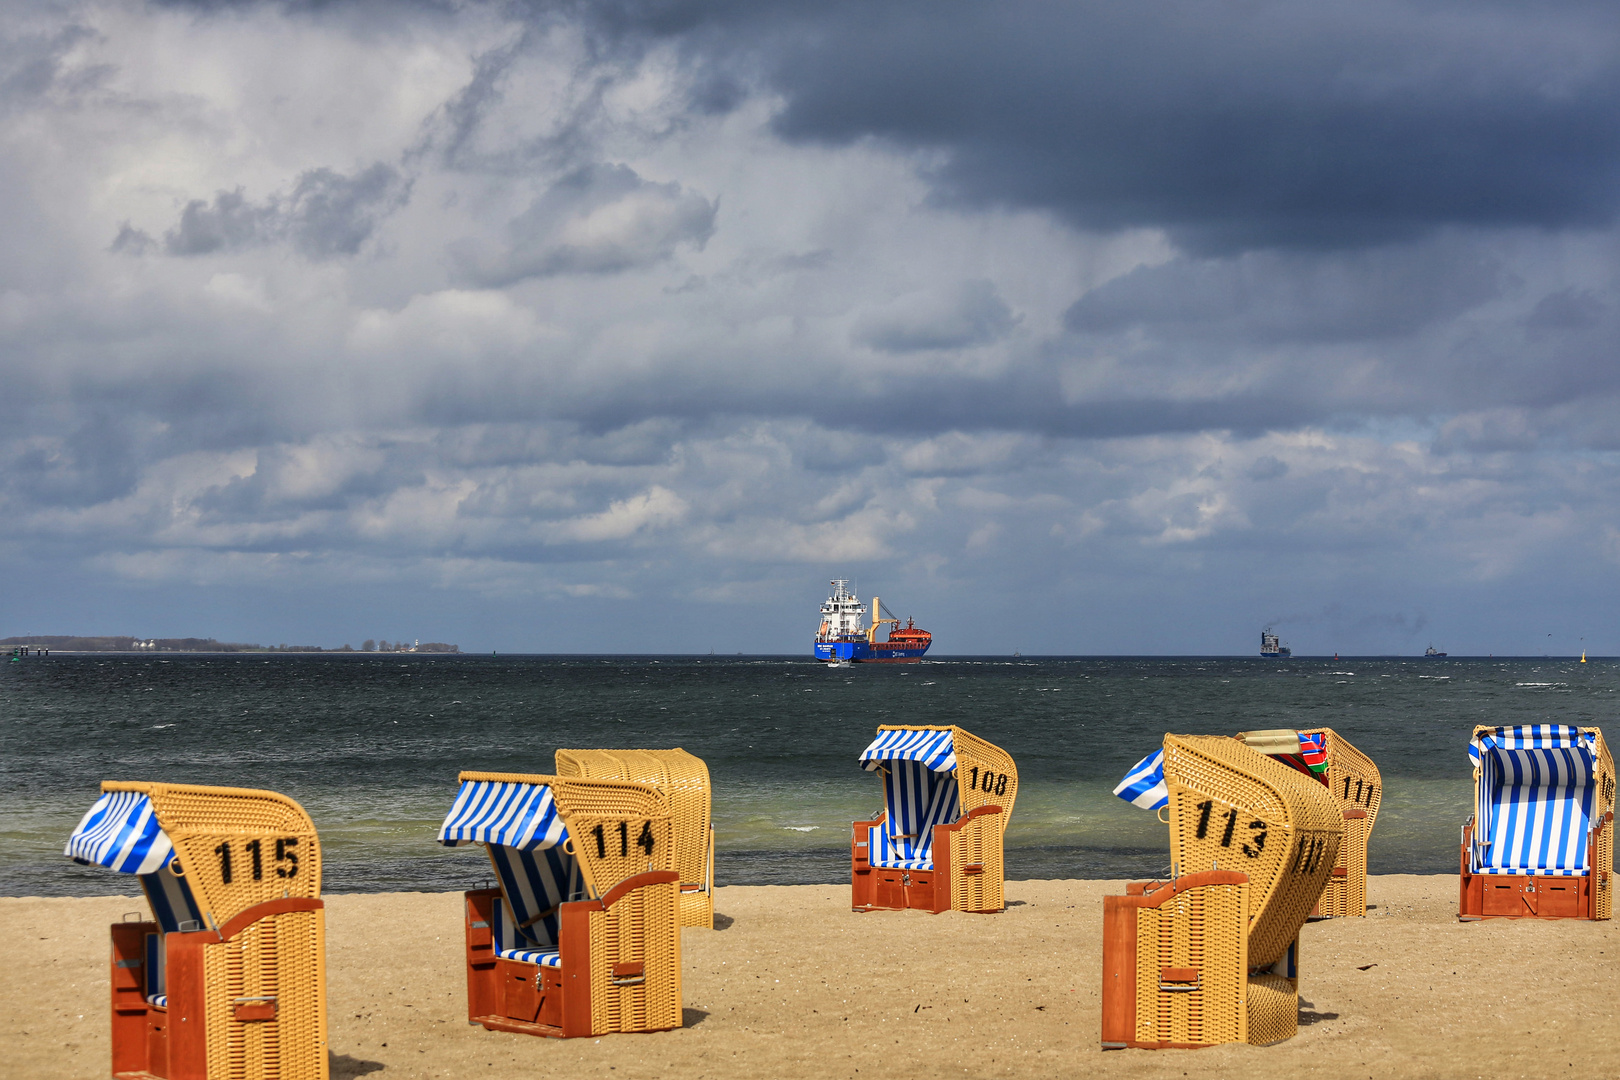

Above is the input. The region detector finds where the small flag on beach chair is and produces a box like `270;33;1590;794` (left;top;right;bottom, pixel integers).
1113;749;1168;810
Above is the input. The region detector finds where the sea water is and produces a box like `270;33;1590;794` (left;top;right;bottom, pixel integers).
2;654;1612;896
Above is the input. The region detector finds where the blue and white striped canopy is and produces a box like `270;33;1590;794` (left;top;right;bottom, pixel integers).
1469;724;1596;767
65;790;174;874
1114;749;1169;810
438;778;570;851
858;728;956;773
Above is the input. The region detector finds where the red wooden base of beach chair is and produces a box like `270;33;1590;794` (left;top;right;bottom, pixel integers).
1457;823;1607;920
108;898;327;1080
463;875;683;1039
850;806;1004;914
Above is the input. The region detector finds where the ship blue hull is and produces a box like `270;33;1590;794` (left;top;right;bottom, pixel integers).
814;640;930;663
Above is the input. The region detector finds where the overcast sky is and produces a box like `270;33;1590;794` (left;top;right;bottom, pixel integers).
3;0;1619;655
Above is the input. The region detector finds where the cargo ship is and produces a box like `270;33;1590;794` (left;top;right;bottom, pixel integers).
1261;627;1292;658
813;580;931;663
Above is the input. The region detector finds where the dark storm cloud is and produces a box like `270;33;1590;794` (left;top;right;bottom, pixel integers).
546;0;1620;253
1064;241;1507;343
159;163;409;259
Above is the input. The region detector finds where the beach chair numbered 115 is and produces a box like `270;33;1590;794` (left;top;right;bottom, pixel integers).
1459;724;1614;920
851;725;1018;914
554;748;715;928
438;772;684;1038
65;782;329;1080
1104;734;1342;1048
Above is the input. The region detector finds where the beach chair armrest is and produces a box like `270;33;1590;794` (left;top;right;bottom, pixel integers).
594;870;682;911
213;897;326;942
940;804;1002;833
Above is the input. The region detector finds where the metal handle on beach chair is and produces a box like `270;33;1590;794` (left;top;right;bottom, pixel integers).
611;961;646;987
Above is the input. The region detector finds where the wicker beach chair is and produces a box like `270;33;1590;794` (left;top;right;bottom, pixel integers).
1102;734;1343;1048
850;725;1018;914
65;782;328;1080
439;772;683;1038
1238;728;1382;918
553;748;714;928
1459;724;1615;920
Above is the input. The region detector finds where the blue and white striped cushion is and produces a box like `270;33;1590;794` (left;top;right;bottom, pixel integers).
145;932;166;1006
1472;726;1598;876
869;759;960;870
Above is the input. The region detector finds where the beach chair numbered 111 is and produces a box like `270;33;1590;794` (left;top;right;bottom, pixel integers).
65;782;329;1080
554;748;715;928
1238;728;1382;918
851;725;1018;914
1104;734;1342;1048
439;772;684;1038
1459;724;1614;920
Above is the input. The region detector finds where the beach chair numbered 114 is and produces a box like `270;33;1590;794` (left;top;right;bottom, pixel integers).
1104;734;1342;1048
851;725;1018;914
553;748;715;928
439;772;684;1038
65;782;329;1080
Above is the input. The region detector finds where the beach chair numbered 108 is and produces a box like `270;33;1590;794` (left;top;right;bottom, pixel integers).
1103;735;1342;1048
439;772;684;1038
65;782;329;1080
851;725;1018;914
1459;724;1614;920
1238;728;1382;918
554;748;715;928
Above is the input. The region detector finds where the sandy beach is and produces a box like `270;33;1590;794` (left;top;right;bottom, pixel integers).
4;875;1616;1080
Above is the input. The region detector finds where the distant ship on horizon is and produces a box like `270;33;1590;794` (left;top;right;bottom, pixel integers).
813;579;931;663
1261;627;1292;658
1424;644;1447;657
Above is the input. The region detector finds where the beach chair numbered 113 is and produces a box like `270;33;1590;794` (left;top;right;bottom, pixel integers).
1103;734;1342;1048
65;782;329;1080
439;772;684;1038
851;725;1018;913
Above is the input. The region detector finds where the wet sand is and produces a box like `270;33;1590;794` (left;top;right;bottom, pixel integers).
4;875;1616;1079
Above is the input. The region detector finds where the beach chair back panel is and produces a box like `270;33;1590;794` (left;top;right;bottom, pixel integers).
586;879;683;1035
950;727;1019;822
485;844;584;952
1161;735;1341;967
202;905;328;1080
554;749;712;915
140;863;206;932
1471;727;1605;875
544;777;676;898
1133;877;1248;1046
875;759;958;868
107;782;323;928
